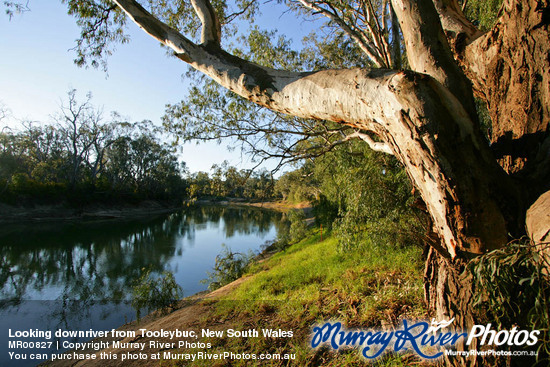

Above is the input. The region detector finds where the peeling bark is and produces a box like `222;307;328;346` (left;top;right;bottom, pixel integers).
424;248;509;366
439;0;550;182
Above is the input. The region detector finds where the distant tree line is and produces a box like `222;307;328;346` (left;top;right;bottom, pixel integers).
0;90;283;207
0;90;186;206
186;161;277;202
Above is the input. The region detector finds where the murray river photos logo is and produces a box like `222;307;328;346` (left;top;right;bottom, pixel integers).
310;318;540;359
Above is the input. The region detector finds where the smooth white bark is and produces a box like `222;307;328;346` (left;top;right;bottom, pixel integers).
190;0;221;45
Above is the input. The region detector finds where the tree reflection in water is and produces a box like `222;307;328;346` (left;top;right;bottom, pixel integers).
0;206;283;305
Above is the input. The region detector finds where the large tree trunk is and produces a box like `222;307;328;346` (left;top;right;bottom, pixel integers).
433;0;550;325
424;248;513;367
425;248;475;366
114;0;517;257
466;0;550;184
399;3;550;365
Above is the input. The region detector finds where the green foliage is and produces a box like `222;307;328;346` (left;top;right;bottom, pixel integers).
274;170;316;203
106;128;186;199
288;209;307;243
283;140;427;252
62;0;129;70
185;162;276;201
300;29;370;70
2;1;30;19
0;90;187;206
312;194;339;228
235;27;303;71
469;238;549;356
266;209;310;253
464;0;503;31
131;268;183;320
475;97;493;141
202;244;254;290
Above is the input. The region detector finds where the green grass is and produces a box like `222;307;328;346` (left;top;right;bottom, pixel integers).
170;230;428;366
224;231;425;325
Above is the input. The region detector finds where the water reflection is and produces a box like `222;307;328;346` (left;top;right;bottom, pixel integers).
0;205;284;303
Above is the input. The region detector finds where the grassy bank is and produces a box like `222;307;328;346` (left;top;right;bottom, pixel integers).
173;230;428;366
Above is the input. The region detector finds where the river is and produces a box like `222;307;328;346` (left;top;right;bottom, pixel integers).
0;205;285;366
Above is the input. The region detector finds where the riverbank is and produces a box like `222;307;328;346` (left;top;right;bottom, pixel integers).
232;200;311;211
0;199;313;223
0;198;312;224
0;200;182;224
41;230;427;367
187;198;311;211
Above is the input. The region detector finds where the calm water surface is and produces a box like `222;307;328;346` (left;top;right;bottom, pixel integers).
0;205;285;366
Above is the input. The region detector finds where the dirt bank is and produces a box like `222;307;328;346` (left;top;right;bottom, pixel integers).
0;200;181;224
231;200;311;212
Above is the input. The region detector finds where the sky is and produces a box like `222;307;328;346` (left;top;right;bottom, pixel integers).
0;1;317;173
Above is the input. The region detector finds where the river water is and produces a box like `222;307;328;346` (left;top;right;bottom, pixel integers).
0;205;285;366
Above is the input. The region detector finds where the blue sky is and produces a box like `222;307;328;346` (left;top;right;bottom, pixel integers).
0;1;317;173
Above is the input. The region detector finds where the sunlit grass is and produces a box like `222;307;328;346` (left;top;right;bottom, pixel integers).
221;230;425;323
170;229;429;366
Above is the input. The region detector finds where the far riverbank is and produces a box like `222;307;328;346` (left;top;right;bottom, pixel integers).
0;200;182;224
188;198;311;212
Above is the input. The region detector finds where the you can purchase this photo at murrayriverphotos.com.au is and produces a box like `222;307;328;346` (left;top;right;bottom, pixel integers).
1;0;549;366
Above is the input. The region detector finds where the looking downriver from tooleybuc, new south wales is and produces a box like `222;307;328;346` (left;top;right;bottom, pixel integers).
0;205;285;367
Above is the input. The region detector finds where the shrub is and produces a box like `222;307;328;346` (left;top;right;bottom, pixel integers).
288;209;307;243
202;245;254;290
470;238;549;357
131;268;183;320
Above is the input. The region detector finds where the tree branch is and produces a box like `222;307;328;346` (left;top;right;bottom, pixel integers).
190;0;221;46
347;131;394;155
391;0;478;122
296;0;387;67
431;0;483;51
223;0;256;25
389;2;401;69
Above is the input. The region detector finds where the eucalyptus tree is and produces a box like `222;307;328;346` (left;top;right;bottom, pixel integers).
55;90;105;188
104;121;184;197
6;0;550;364
20;122;67;182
